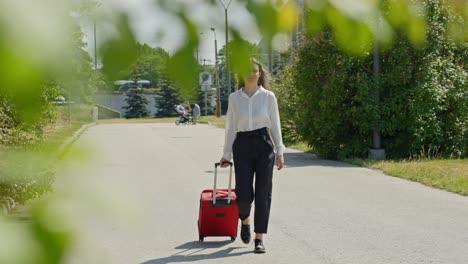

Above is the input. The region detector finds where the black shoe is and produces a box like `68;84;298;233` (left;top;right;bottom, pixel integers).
254;239;266;254
240;224;251;244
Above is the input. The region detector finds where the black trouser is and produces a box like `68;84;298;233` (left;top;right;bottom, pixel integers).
233;127;275;234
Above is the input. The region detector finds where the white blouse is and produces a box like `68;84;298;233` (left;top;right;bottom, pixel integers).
222;86;285;160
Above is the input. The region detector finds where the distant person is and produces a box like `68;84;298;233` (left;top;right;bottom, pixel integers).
192;103;200;124
175;104;187;116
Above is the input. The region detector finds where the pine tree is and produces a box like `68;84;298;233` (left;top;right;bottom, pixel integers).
154;79;180;117
123;83;150;118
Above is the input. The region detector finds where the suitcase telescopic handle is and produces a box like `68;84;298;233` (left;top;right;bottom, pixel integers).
213;162;234;205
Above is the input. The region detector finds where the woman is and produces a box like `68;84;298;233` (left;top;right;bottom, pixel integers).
220;59;285;254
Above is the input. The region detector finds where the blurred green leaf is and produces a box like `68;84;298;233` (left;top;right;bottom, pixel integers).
31;199;74;264
0;216;41;264
384;0;410;27
277;1;299;32
326;6;373;56
246;0;278;41
447;20;467;43
406;16;427;47
306;9;326;35
445;1;467;44
383;0;428;47
168;48;198;100
0;48;44;123
167;13;199;100
229;31;253;79
100;14;138;82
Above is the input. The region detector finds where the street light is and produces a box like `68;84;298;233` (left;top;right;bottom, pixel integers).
92;2;101;74
211;27;221;117
369;11;386;160
196;32;203;64
218;0;233;93
94;19;97;73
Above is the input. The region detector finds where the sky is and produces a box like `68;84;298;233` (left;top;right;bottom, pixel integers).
82;0;263;66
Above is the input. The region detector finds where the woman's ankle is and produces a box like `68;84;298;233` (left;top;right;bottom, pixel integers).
242;218;250;225
255;233;263;240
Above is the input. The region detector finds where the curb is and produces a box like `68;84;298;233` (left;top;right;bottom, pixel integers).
53;122;97;159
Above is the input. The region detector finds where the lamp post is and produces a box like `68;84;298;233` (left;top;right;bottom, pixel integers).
196;32;203;64
92;2;101;74
218;0;233;93
211;27;221;117
369;11;386;160
94;18;97;74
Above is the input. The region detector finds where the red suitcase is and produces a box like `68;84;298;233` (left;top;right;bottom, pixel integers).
198;162;238;242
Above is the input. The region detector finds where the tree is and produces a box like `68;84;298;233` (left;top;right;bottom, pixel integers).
154;79;180;117
123;83;150;118
121;43;170;88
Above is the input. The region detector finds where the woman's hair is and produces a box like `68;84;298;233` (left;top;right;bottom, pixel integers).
237;59;270;90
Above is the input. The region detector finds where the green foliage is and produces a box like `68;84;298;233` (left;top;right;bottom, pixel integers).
289;32;376;159
167;13;199;101
123;86;150;118
0;82;60;146
379;0;467;158
155;79;180;117
0;103;93;206
271;63;302;144
68;23;100;104
282;0;466;159
304;0;429;54
0;153;54;204
119;43;170;88
100;14;138;82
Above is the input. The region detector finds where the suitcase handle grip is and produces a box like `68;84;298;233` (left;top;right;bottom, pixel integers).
215;161;233;167
213;162;233;205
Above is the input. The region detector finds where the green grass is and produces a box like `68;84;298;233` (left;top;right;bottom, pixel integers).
97;117;175;124
347;158;468;196
197;115;226;128
39;104;94;151
277;140;468;196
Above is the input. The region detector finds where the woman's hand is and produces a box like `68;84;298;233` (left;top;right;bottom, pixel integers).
277;155;284;170
220;158;231;168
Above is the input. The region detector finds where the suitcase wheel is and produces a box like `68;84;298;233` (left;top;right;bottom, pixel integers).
199;236;204;242
230;236;236;241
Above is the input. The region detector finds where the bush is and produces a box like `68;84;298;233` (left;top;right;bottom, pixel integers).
123;87;150;118
279;0;466;159
379;0;467;158
0;150;55;204
272;63;303;144
0;84;94;204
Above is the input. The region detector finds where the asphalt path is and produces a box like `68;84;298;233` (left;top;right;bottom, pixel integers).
57;123;468;264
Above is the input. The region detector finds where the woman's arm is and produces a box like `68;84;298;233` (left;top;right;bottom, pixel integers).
269;93;285;170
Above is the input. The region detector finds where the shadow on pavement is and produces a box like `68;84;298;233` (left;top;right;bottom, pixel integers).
140;240;251;264
283;152;358;168
203;152;359;173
